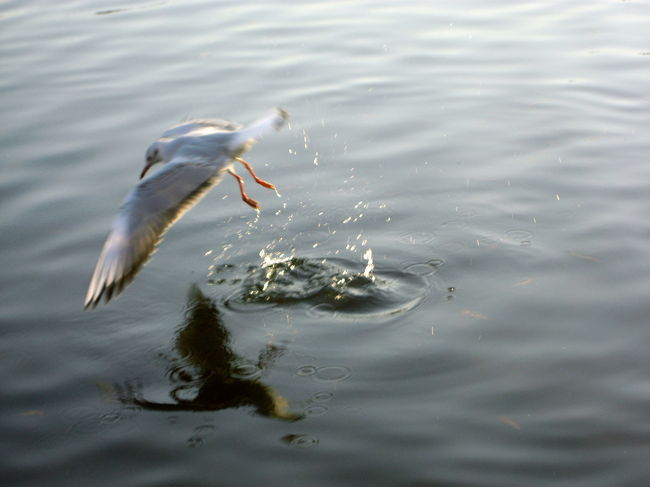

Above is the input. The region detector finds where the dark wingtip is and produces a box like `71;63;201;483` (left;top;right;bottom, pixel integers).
273;108;289;130
83;297;97;311
276;108;289;121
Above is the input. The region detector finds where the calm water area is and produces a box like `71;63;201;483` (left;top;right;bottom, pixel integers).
2;1;650;486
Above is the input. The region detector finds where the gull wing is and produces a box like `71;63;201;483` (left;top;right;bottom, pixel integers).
160;119;241;139
84;160;224;309
227;108;289;151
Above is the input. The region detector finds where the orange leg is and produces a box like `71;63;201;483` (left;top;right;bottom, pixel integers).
228;169;260;209
235;157;276;190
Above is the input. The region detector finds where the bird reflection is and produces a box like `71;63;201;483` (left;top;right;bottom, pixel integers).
117;284;302;421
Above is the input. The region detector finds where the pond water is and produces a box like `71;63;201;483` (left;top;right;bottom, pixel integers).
2;1;650;486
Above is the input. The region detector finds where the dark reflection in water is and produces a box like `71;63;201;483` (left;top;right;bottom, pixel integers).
116;285;302;421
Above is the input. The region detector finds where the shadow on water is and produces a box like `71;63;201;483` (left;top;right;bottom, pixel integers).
114;254;440;421
115;285;303;421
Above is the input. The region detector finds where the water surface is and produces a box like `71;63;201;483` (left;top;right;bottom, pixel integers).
2;1;650;486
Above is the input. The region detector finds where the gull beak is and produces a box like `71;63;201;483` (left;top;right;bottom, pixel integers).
140;162;153;179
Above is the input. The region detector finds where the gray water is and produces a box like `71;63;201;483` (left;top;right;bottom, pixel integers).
2;1;650;486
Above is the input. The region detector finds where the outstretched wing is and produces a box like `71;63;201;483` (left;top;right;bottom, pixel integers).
227;108;289;151
84;160;224;309
160;119;241;139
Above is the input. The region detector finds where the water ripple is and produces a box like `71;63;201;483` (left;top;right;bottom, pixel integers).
224;257;431;319
281;434;319;448
310;391;334;402
314;365;352;383
402;258;445;276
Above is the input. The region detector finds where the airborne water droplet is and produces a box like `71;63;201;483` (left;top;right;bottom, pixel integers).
362;248;374;280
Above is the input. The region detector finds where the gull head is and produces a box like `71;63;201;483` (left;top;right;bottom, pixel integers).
141;142;165;179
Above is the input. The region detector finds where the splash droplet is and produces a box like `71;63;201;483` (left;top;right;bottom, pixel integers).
362;248;374;279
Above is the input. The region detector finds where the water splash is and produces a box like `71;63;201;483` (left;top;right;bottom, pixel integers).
362;248;374;280
223;256;433;318
258;249;297;292
259;249;293;268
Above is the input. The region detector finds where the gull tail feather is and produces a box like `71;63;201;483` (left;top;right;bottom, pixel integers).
228;108;288;150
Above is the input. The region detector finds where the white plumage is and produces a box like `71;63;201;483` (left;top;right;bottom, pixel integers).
85;108;288;309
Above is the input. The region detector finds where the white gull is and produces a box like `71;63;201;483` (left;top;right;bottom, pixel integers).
84;108;288;309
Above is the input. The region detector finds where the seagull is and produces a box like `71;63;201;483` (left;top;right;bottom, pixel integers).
84;108;288;309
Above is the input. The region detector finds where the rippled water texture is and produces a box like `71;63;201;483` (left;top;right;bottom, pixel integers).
2;1;650;486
